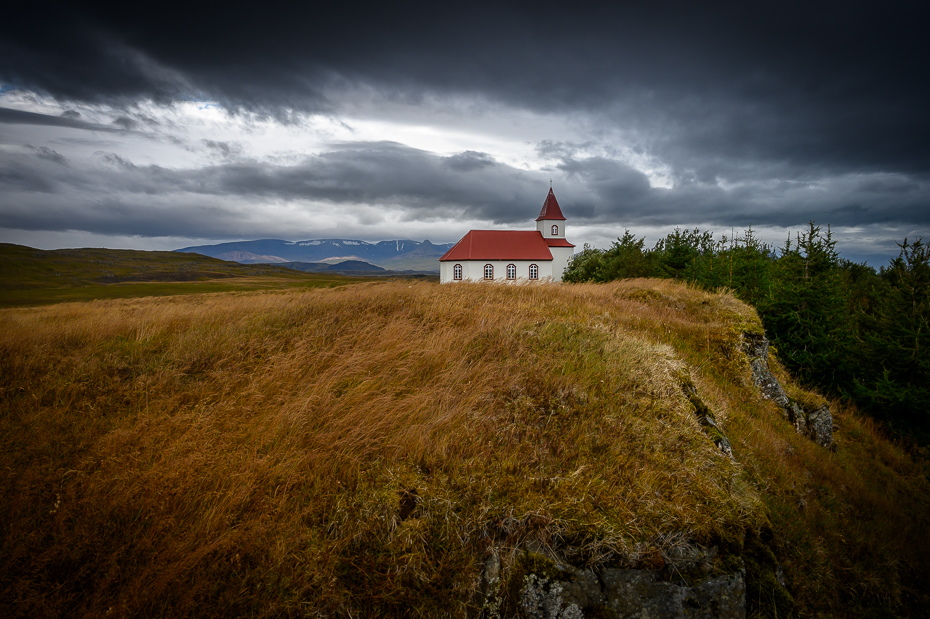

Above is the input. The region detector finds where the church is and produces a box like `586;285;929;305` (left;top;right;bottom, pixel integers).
438;187;575;283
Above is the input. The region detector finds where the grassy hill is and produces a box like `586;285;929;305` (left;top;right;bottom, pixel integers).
0;243;378;307
0;279;927;617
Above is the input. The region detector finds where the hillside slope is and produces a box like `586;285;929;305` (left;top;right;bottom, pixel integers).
0;280;927;617
0;243;374;307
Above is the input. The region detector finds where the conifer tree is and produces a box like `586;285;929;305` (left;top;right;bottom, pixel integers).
761;222;851;388
599;230;650;281
727;226;774;308
654;227;700;280
852;239;930;434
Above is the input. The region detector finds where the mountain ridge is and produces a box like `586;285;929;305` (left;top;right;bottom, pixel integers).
177;238;454;271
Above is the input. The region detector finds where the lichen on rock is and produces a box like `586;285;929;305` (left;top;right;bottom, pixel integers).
743;333;834;448
520;574;585;619
494;548;747;618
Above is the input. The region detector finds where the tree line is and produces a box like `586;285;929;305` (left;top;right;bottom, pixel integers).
564;224;930;443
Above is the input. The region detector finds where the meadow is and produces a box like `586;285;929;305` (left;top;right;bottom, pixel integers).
0;243;378;307
0;279;927;617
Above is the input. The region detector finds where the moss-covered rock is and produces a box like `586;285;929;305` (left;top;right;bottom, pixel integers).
744;333;834;448
681;375;734;457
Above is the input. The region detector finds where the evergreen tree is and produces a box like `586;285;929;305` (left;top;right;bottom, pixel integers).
654;227;700;280
760;222;851;388
598;230;651;281
852;239;930;435
727;226;774;308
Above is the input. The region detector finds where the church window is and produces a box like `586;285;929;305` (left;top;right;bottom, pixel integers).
506;264;516;279
453;264;462;280
551;225;559;236
484;264;494;279
529;264;538;280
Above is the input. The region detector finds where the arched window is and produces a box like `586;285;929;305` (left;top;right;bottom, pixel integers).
529;264;538;280
453;264;462;280
551;224;559;236
484;264;494;280
506;264;516;279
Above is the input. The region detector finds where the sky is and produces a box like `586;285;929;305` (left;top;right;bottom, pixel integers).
1;1;928;265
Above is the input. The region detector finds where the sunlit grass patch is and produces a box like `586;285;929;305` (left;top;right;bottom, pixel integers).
0;279;926;617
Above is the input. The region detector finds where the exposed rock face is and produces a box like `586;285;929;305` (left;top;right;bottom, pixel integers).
501;549;746;619
600;568;744;619
743;334;834;448
520;574;585;619
803;404;834;448
743;335;790;410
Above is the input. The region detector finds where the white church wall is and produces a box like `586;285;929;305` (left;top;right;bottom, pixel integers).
549;246;575;280
440;260;556;283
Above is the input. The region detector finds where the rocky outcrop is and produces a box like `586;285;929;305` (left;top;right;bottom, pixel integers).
484;548;746;619
599;568;744;619
743;334;834;448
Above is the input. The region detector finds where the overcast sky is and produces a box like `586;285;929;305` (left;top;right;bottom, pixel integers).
1;1;928;264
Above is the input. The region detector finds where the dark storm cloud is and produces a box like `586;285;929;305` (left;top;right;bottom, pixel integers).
442;151;497;173
151;143;542;224
3;141;928;242
26;145;68;165
0;107;118;132
551;154;930;229
0;143;545;238
201;139;243;159
3;2;929;176
2;1;929;246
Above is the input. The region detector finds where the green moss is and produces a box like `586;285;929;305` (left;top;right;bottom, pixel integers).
680;375;733;454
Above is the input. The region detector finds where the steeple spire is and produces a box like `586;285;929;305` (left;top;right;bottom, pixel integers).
536;187;566;221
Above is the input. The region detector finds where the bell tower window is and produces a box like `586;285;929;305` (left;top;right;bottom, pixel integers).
551;224;559;236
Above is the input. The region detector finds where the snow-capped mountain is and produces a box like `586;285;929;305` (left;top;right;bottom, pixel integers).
176;239;453;272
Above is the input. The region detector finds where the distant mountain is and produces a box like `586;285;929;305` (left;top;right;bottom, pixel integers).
214;250;291;264
280;260;386;273
176;239;453;272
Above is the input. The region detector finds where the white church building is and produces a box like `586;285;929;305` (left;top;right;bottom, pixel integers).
439;188;575;283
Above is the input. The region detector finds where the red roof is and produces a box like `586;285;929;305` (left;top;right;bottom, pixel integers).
439;230;554;261
536;188;566;221
545;238;576;248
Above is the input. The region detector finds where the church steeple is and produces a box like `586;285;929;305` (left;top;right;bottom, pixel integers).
536;187;567;221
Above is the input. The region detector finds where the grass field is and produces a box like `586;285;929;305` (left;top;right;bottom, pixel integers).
0;243;380;307
0;277;927;617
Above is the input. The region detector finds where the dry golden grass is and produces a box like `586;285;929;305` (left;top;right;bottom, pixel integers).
0;280;927;617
